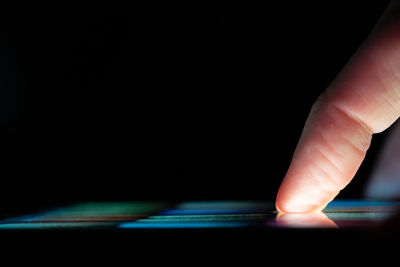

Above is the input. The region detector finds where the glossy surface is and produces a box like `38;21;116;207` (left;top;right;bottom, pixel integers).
0;200;398;229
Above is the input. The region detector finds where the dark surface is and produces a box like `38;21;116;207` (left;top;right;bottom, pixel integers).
1;201;399;265
0;1;392;216
1;226;395;266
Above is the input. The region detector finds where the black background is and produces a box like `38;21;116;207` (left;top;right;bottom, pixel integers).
0;0;392;214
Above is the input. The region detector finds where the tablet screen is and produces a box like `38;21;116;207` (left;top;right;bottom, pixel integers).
0;200;398;230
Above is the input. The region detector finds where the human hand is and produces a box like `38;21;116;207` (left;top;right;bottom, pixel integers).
276;0;400;213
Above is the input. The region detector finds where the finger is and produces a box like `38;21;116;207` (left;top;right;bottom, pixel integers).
276;212;338;228
365;120;400;199
276;0;400;213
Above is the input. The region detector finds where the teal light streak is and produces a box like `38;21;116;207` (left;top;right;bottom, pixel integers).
119;222;249;228
139;214;267;222
0;222;114;229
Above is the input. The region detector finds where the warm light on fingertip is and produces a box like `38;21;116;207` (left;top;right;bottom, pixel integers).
275;201;283;213
275;211;339;228
275;200;326;213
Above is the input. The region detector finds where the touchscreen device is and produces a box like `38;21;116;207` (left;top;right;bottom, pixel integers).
0;200;398;230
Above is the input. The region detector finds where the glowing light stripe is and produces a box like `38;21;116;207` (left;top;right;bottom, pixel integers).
119;222;249;228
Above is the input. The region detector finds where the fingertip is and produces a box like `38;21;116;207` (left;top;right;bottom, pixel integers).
276;188;331;213
276;199;322;213
276;211;338;228
275;199;284;213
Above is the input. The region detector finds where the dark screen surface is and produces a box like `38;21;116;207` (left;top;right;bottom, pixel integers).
0;200;398;229
2;200;400;266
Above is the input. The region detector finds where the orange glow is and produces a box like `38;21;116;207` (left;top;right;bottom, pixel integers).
276;211;338;228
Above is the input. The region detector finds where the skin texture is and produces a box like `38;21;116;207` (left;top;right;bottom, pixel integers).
276;0;400;213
